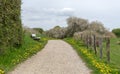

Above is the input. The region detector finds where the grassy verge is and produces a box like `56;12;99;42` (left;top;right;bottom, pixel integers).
0;34;49;74
64;38;119;74
103;38;120;69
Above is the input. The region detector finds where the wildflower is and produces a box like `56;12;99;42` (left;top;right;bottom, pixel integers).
0;69;5;74
80;48;113;74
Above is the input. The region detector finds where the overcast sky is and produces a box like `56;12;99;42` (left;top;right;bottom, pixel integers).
21;0;120;31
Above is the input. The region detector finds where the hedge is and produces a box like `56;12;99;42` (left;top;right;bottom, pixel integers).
0;0;23;53
112;28;120;37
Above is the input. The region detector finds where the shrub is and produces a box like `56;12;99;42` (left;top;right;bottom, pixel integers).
0;0;23;53
45;26;67;39
33;28;44;34
104;31;116;38
23;26;39;34
112;28;120;37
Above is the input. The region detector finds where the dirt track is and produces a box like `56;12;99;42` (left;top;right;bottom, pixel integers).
9;40;91;74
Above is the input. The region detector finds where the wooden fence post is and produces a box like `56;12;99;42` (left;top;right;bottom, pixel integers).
99;37;103;59
89;36;92;46
91;35;94;50
81;34;83;40
106;37;110;62
93;35;97;55
87;35;89;49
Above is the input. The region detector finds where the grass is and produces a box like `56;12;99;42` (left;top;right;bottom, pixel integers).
96;38;120;70
104;38;120;69
0;34;49;74
64;37;119;74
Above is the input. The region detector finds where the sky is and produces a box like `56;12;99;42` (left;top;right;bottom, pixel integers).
21;0;120;31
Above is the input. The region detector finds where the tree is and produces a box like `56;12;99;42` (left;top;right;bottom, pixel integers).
66;16;88;37
33;28;44;34
112;28;120;37
45;26;67;39
88;21;107;35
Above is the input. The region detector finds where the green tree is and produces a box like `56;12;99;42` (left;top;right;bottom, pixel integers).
33;28;44;34
112;28;120;37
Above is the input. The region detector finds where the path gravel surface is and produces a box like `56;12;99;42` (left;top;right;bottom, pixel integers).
9;40;91;74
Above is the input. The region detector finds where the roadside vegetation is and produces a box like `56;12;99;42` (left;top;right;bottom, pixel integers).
64;38;120;74
0;32;49;74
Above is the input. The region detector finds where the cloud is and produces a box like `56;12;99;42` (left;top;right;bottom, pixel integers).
22;7;74;23
22;0;120;30
43;8;75;16
60;8;75;16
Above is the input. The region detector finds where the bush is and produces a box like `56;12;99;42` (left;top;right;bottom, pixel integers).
112;28;120;37
104;31;116;38
45;26;67;39
0;0;23;53
33;28;44;34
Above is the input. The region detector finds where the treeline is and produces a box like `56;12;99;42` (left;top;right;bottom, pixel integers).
0;0;23;53
45;16;116;39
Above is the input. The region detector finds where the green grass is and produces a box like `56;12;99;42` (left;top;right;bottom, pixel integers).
96;38;120;70
0;34;49;74
64;38;120;74
104;38;120;69
64;38;100;74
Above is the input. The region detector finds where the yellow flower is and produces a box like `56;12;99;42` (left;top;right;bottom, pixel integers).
0;69;5;74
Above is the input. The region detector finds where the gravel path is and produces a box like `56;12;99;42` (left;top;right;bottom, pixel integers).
9;40;91;74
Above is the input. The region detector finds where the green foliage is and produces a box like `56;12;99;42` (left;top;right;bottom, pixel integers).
0;0;23;53
112;28;120;37
0;34;49;73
